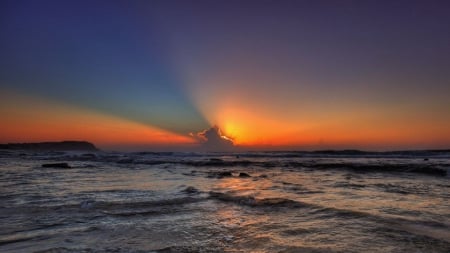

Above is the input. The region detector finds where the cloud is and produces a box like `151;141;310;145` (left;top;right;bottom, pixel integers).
193;126;234;151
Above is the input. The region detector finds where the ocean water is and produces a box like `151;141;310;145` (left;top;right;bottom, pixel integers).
0;150;449;252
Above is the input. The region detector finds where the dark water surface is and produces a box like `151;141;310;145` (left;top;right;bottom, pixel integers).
1;151;449;252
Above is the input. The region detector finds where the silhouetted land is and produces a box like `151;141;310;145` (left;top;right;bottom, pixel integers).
0;141;98;151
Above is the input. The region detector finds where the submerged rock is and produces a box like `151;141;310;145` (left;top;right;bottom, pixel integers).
182;186;199;194
217;171;233;178
207;171;233;178
80;200;95;209
42;163;71;168
239;172;251;178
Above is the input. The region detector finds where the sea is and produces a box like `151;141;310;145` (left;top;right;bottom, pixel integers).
0;150;449;253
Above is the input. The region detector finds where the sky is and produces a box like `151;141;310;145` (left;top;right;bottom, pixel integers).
1;0;450;151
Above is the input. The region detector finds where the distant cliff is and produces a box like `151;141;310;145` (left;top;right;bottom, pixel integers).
0;141;98;151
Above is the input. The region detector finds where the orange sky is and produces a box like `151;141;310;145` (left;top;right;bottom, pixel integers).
0;90;196;150
2;89;449;151
179;73;450;150
206;102;450;150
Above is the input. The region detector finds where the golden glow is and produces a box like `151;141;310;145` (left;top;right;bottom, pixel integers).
2;82;450;150
183;75;450;149
0;90;195;149
215;107;304;146
213;104;450;149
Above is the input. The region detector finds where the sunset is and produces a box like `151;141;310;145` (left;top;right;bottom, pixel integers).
1;1;449;252
1;0;449;151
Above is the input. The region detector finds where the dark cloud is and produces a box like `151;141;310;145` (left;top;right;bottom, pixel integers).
194;126;234;151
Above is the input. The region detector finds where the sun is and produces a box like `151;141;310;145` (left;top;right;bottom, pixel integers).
221;122;241;143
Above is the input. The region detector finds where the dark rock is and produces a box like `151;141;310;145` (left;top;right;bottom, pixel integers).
42;163;71;168
208;171;233;178
80;200;95;209
182;186;199;194
218;171;233;178
239;172;251;178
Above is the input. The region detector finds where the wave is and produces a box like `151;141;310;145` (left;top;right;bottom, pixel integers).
62;157;450;176
208;191;310;208
153;245;226;253
207;191;450;244
83;196;205;213
32;156;449;176
153;160;448;176
1;196;207;220
0;225;91;247
302;162;448;176
4;150;449;176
